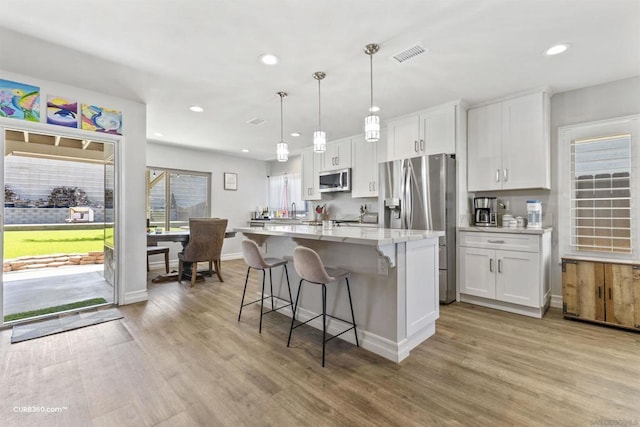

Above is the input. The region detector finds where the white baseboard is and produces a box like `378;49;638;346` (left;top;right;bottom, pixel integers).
122;289;148;305
148;253;243;271
550;294;563;309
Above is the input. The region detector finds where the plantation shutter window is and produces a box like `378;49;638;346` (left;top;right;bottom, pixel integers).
570;133;632;254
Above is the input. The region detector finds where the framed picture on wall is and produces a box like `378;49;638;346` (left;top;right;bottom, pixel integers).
224;172;237;191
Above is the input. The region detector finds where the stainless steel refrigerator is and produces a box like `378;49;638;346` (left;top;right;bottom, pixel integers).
378;153;456;303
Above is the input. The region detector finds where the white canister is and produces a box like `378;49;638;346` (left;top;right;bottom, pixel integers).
515;216;526;228
527;200;542;228
502;214;514;228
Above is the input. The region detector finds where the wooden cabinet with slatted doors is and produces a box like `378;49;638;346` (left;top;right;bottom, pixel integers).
562;258;640;330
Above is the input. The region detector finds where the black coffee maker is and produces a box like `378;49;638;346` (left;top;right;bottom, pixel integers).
474;197;497;226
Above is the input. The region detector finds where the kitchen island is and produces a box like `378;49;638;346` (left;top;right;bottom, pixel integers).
234;224;444;363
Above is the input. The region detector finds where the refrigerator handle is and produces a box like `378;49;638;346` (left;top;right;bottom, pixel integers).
404;162;413;229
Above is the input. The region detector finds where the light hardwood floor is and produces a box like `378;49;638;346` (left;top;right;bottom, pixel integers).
1;259;639;426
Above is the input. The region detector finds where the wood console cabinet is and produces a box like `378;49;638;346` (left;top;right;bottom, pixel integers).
562;258;640;330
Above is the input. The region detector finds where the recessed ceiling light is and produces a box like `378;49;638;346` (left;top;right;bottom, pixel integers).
189;105;204;113
545;43;571;56
152;132;164;137
242;149;249;153
290;132;301;137
369;106;380;113
260;54;279;66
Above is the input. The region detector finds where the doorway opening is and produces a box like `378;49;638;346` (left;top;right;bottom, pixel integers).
2;127;117;324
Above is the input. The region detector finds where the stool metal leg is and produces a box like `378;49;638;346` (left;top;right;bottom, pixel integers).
269;268;275;310
259;270;266;333
345;278;359;347
284;265;293;306
322;283;327;367
237;267;251;321
287;279;304;347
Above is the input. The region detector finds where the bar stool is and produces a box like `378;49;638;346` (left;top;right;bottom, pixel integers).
288;246;359;367
238;239;293;333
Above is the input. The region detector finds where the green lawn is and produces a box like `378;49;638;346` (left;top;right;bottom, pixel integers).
4;229;107;259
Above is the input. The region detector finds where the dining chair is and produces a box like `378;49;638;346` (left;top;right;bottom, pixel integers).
178;218;228;286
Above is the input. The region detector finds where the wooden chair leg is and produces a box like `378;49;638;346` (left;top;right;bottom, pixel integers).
147;256;150;272
191;262;198;287
164;251;169;274
215;259;224;282
208;260;213;276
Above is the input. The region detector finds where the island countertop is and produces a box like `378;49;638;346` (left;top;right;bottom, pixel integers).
234;224;444;246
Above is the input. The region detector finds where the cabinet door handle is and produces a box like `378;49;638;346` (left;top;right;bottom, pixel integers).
498;259;502;273
503;168;508;182
368;182;372;191
419;139;425;151
336;156;339;165
496;169;500;182
414;141;419;152
489;258;494;272
373;182;376;191
488;239;504;244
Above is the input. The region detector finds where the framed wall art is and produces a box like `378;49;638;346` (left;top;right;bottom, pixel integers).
224;172;237;191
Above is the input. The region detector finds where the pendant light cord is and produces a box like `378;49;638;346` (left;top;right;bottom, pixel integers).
318;78;322;129
370;53;374;111
280;94;284;142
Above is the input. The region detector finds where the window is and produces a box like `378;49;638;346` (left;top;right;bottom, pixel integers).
267;173;305;217
146;167;211;230
571;134;631;253
559;115;639;259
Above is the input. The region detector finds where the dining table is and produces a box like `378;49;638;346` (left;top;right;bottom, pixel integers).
147;229;236;283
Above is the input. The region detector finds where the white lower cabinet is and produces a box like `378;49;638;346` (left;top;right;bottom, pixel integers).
459;230;551;318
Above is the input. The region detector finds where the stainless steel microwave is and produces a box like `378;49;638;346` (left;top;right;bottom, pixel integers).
318;168;351;193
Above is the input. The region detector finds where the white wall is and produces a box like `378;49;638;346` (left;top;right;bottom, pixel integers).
147;142;269;259
0;68;148;305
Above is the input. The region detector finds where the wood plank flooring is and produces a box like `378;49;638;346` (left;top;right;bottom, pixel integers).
1;259;639;426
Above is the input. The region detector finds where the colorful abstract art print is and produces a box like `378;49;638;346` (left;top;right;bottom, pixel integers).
47;95;78;128
81;104;122;135
0;79;41;122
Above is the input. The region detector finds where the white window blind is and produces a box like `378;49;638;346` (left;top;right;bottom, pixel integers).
570;133;632;254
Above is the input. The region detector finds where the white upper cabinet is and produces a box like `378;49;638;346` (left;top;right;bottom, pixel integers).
387;103;457;161
467;90;550;191
301;147;322;201
421;104;456;155
321;137;352;171
351;134;378;198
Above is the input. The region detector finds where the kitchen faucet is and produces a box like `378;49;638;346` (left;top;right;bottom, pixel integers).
291;202;296;219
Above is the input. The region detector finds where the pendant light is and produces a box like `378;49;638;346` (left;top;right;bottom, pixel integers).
312;71;327;153
276;91;289;162
364;43;380;142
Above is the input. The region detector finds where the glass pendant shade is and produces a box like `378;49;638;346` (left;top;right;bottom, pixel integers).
276;141;288;162
364;114;380;142
313;130;326;153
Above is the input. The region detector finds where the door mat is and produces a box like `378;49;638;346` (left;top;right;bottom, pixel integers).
11;307;123;344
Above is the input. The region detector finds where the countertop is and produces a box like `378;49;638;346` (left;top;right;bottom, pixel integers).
234;224;443;246
459;226;553;235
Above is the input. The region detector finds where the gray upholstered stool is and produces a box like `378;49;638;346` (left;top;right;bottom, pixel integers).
288;246;359;367
238;239;293;333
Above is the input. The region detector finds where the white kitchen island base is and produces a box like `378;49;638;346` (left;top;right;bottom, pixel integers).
235;225;443;363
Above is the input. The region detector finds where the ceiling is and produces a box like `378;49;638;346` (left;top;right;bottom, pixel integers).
0;0;639;161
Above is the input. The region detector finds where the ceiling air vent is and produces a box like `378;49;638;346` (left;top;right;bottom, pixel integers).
247;117;266;125
392;44;427;63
